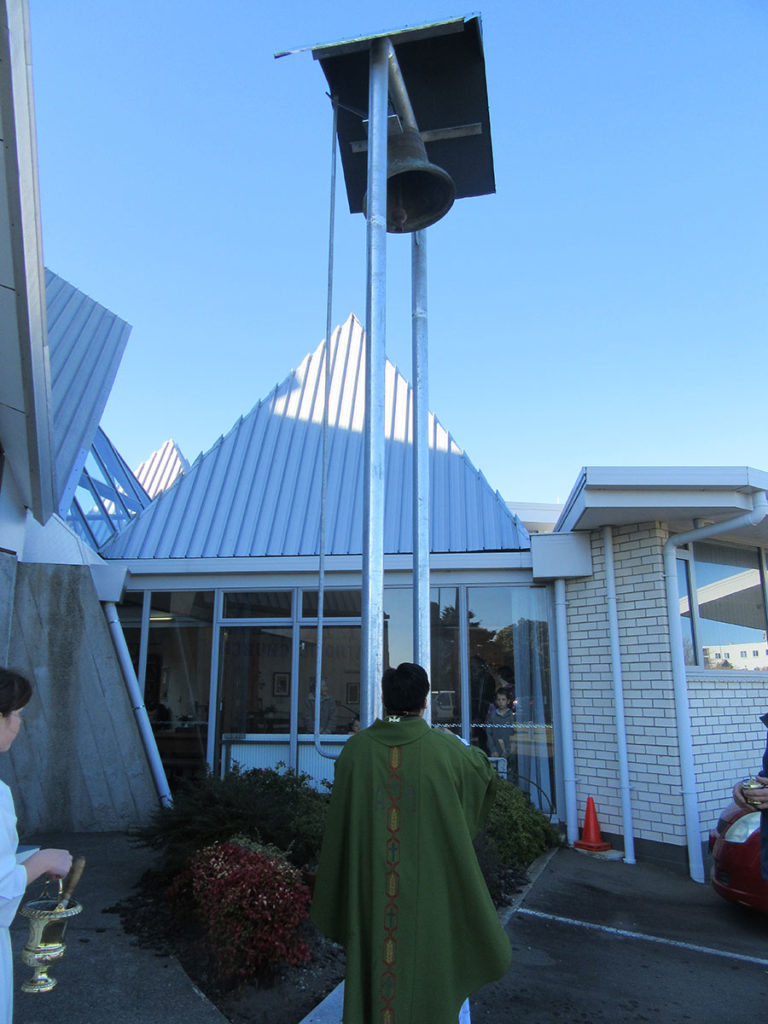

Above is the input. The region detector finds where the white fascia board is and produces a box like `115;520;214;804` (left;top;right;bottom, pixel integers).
582;466;768;492
0;0;53;523
114;551;533;589
556;466;768;534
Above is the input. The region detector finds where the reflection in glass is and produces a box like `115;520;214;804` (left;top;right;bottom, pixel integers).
223;591;292;618
218;624;292;760
145;591;214;788
467;586;553;813
692;542;768;670
383;588;414;670
298;626;360;734
677;559;697;666
302;590;362;618
430;588;461;731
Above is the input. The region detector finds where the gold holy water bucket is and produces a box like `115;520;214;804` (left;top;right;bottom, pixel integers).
19;856;85;993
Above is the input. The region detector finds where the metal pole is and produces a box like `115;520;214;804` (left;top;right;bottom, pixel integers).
602;526;636;864
362;38;388;727
412;229;431;721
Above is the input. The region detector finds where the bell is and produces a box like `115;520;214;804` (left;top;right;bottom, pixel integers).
364;128;456;233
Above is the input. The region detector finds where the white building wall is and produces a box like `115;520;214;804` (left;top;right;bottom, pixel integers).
689;677;767;835
566;523;686;852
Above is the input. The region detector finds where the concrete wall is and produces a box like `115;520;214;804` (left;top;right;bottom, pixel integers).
0;555;158;834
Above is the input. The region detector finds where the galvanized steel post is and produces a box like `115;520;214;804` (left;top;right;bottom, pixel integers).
412;229;431;719
361;38;388;727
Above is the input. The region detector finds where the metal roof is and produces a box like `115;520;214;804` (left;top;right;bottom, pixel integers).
102;314;528;560
45;268;132;515
312;15;494;214
135;439;190;499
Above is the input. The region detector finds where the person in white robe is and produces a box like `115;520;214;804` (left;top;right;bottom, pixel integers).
0;669;72;1024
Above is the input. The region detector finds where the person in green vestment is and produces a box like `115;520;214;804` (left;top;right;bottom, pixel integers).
311;662;512;1024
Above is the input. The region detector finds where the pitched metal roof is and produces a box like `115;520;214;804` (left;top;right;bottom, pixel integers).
135;439;190;498
101;314;528;560
45;268;132;515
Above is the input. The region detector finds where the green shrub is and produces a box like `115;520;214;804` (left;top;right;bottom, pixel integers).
134;763;329;874
178;840;311;987
482;779;562;870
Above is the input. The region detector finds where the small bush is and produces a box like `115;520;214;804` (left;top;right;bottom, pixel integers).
180;840;311;987
134;763;329;874
482;779;562;870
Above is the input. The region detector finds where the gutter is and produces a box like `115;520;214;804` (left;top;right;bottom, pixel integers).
103;601;173;808
554;579;578;844
663;490;768;883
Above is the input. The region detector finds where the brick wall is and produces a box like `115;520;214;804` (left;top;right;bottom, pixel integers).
565;523;687;848
689;677;767;833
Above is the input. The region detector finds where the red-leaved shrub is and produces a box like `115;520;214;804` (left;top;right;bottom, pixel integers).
185;840;311;985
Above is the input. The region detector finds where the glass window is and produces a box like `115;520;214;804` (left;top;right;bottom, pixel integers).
430;587;461;730
222;591;292;618
218;625;292;737
302;590;362;618
677;559;697;666
693;542;768;670
298;626;360;734
467;585;554;814
383;588;414;670
145;591;214;787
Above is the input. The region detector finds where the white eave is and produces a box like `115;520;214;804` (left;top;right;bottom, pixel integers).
555;466;768;546
0;0;55;523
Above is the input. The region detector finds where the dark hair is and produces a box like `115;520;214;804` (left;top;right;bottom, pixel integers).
381;662;429;715
0;668;33;716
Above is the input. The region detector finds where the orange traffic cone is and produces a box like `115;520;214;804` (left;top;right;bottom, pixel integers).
573;796;611;852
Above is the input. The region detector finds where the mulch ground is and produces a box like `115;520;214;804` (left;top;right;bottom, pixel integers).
108;861;527;1024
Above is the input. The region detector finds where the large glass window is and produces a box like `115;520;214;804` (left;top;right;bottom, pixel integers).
218;625;292;738
467;586;554;812
298;626;361;734
145;591;214;785
223;591;292;618
677;558;697;667
430;587;461;729
685;542;768;670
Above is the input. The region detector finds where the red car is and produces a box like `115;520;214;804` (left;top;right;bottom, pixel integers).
709;801;768;912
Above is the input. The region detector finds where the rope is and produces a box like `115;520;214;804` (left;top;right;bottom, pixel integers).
313;95;340;761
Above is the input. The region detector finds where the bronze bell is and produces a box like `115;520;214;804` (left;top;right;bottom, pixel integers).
364;128;455;233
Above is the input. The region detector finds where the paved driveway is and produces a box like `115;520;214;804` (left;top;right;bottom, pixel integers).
471;848;768;1024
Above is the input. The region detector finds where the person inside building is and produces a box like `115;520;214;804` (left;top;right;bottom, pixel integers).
486;687;514;758
300;678;337;734
0;668;73;1024
310;662;512;1023
732;711;768;879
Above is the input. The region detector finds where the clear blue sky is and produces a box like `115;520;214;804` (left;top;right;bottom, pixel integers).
28;1;768;505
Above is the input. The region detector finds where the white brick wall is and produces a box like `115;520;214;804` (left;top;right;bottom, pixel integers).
565;522;768;852
566;523;686;847
689;678;767;833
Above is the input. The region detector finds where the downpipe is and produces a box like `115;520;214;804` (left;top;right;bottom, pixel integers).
663;490;768;882
103;601;173;808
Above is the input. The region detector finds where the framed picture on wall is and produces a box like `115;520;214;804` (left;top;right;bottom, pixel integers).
273;672;289;697
346;681;360;705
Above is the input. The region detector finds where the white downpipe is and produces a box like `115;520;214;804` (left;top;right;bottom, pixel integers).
663;490;768;883
554;579;578;844
104;601;173;808
602;526;636;865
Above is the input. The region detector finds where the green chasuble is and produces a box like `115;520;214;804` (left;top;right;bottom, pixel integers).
311;716;512;1024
